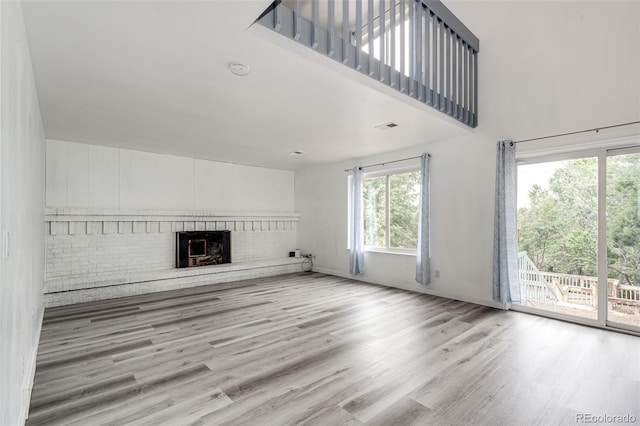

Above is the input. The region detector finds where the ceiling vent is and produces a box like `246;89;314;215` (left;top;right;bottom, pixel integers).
375;122;399;130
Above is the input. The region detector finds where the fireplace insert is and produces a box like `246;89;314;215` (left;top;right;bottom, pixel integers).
176;231;231;268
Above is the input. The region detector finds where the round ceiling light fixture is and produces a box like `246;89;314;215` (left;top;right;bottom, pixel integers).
229;62;250;77
290;150;305;156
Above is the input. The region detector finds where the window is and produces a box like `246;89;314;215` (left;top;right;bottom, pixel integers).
516;146;640;333
362;169;420;251
517;157;598;320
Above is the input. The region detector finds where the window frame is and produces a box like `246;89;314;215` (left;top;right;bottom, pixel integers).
361;166;420;255
514;139;640;334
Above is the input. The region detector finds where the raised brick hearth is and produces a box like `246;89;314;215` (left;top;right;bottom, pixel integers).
45;208;300;306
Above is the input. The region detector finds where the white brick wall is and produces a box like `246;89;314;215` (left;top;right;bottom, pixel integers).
44;209;299;300
46;232;175;279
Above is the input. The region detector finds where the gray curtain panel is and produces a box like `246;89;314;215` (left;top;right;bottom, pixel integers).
416;153;431;286
493;141;521;306
349;166;365;275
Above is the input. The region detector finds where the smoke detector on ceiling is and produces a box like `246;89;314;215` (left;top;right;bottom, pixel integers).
229;63;250;77
375;121;399;130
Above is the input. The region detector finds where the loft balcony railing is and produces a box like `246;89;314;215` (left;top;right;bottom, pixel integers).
256;0;479;128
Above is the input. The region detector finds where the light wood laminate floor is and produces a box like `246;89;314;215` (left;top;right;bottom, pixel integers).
28;273;640;425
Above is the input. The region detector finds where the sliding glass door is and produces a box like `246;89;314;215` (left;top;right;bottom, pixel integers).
516;147;640;332
606;149;640;330
517;157;599;321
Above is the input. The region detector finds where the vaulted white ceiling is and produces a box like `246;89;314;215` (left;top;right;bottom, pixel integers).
22;1;470;171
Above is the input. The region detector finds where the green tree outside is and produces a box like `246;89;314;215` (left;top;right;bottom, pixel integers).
362;171;420;249
518;154;639;285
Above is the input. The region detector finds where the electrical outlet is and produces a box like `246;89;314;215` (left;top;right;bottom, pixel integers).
435;270;440;278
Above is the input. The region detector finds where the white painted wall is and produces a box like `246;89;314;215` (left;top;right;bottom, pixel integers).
295;1;640;307
46;139;295;212
0;2;46;425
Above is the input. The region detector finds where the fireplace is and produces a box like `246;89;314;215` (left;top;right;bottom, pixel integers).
176;231;231;268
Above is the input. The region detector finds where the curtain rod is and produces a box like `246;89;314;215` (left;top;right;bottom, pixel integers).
344;154;430;172
513;120;640;145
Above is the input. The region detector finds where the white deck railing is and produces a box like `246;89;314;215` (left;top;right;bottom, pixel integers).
518;252;640;314
540;271;597;307
609;282;640;312
517;252;558;311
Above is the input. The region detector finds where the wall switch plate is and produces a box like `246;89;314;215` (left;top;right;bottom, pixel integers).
435;270;440;278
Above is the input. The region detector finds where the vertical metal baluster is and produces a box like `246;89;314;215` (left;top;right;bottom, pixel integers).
368;0;374;76
356;0;363;71
294;0;302;40
473;49;478;127
452;34;457;118
446;27;451;115
416;3;422;100
464;42;469;124
469;46;473;124
424;7;430;105
432;17;438;108
467;46;471;125
439;19;445;111
458;39;462;119
274;1;282;31
399;0;405;93
468;45;472;125
328;0;335;57
390;0;396;87
312;1;319;49
342;0;350;64
379;0;386;82
408;0;414;96
460;37;464;119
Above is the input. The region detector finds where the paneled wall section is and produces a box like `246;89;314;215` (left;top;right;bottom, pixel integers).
46;139;295;212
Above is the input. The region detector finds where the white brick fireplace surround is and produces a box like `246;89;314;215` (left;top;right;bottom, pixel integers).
45;208;300;306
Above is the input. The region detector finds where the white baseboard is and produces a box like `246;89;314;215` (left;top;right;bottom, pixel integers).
311;266;502;310
19;304;44;425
